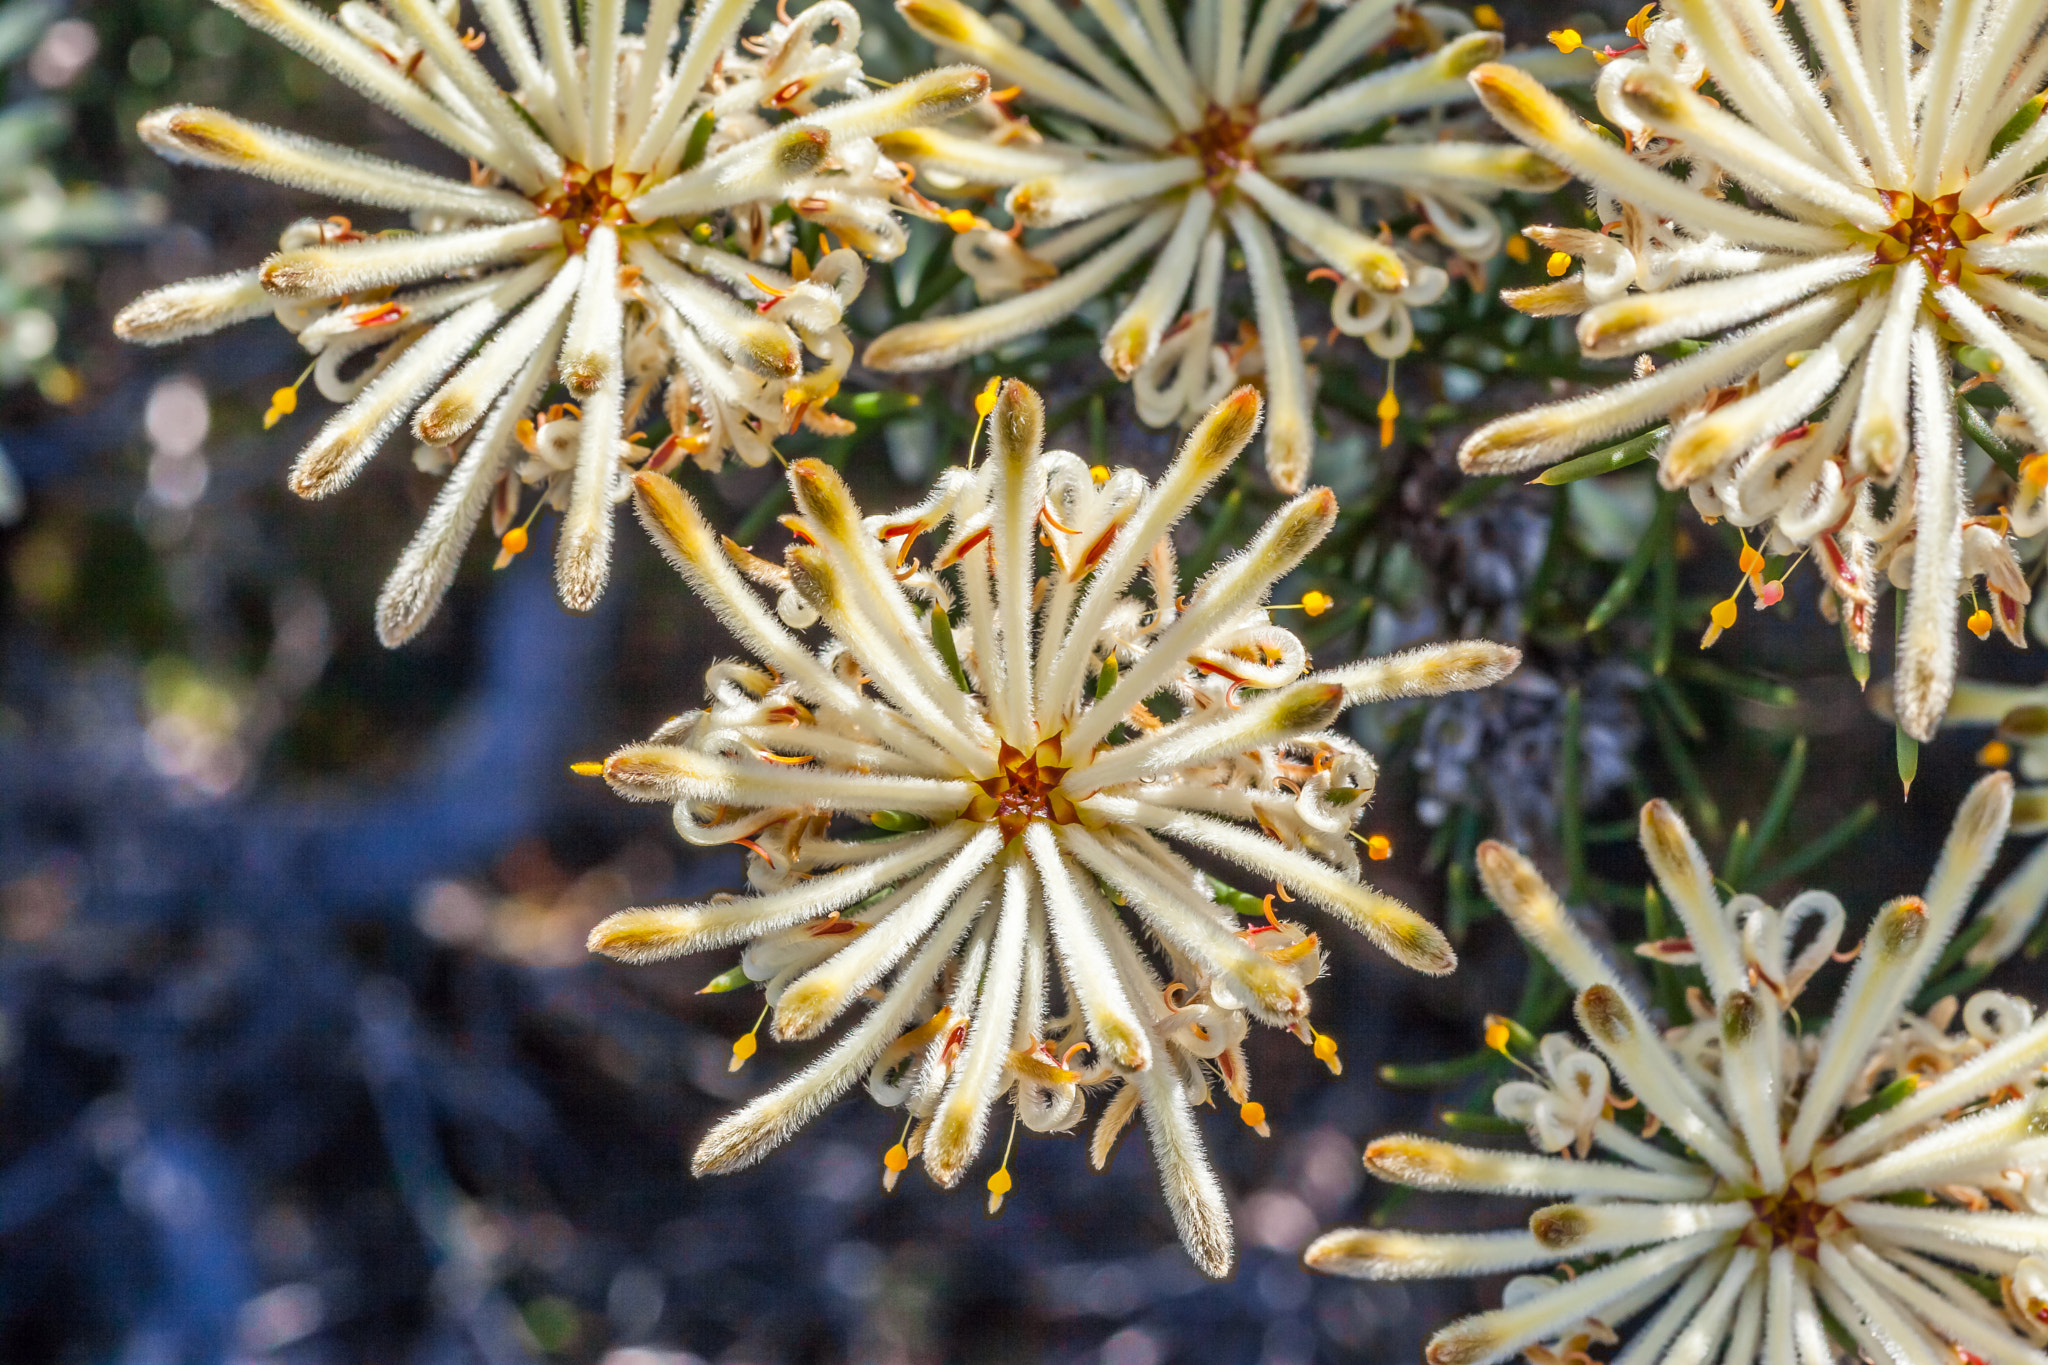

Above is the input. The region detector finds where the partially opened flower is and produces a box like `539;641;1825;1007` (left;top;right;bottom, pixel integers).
1456;2;2048;739
1309;773;2048;1365
113;0;986;641
583;379;1521;1274
862;0;1569;492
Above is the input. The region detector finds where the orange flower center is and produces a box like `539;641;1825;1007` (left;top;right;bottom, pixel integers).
1874;190;1985;285
1176;102;1259;190
964;736;1078;841
537;163;639;251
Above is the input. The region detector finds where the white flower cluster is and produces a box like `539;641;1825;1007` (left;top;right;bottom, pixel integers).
1459;0;2048;739
864;0;1577;492
583;380;1520;1275
1311;774;2048;1365
114;0;988;640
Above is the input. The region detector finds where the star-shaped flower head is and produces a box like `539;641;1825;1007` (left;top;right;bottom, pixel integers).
583;380;1521;1275
1309;773;2048;1365
113;0;988;642
1455;1;2048;740
860;0;1570;493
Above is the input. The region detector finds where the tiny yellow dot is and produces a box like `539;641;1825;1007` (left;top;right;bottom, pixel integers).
1547;27;1582;53
975;377;1001;420
1969;608;1995;640
987;1168;1012;1195
501;525;529;556
943;208;978;233
1239;1101;1267;1129
1710;598;1739;631
1089;464;1109;484
1979;739;2013;767
1484;1019;1511;1053
1504;234;1530;264
569;761;604;776
730;1032;758;1071
1546;251;1571;278
1473;4;1503;30
1365;834;1392;861
1302;590;1334;618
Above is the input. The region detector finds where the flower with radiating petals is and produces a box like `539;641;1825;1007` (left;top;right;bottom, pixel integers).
113;0;987;641
582;380;1521;1275
861;0;1572;492
1455;2;2048;739
1309;773;2048;1365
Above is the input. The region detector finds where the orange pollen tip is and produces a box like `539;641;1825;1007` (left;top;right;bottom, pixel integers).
883;1143;909;1172
1239;1101;1267;1129
1365;834;1392;861
569;760;604;777
501;526;530;556
1738;545;1766;576
1979;739;2013;767
1969;608;1995;639
1484;1019;1511;1053
1546;250;1572;276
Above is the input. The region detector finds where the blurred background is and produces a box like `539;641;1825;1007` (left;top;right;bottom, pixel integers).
2;0;2043;1361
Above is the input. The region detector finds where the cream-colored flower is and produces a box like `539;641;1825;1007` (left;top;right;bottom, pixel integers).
863;0;1572;492
113;0;986;641
583;380;1521;1275
1309;774;2048;1365
1456;2;2048;740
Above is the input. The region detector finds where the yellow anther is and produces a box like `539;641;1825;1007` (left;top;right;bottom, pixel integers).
987;1111;1020;1214
569;761;604;776
1239;1100;1270;1135
1302;590;1334;617
1365;834;1392;861
1546;250;1572;278
1969;607;1995;640
1503;234;1530;264
943;208;979;233
1377;369;1400;448
729;1004;769;1073
1548;28;1583;52
1311;1031;1342;1076
1738;544;1766;578
1710;597;1738;631
1979;739;2013;767
1089;464;1109;484
501;525;530;557
1484;1018;1512;1054
2021;452;2048;489
985;1166;1012;1214
788;247;811;281
263;359;318;429
883;1143;910;1172
975;377;1001;419
1473;3;1503;29
1626;3;1655;37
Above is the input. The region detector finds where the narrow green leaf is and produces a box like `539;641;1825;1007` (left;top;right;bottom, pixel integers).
1440;1110;1525;1135
1585;492;1672;632
698;964;752;994
1730;735;1806;888
930;603;971;691
1897;724;1919;799
1959;396;2024;481
1750;801;1877;888
679;110;715;172
1535;426;1665;485
1647;690;1722;840
1377;1049;1497;1088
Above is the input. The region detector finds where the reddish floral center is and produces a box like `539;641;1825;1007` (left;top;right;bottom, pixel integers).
1177;103;1259;189
1745;1176;1837;1256
1874;190;1985;285
537;163;639;251
965;737;1078;841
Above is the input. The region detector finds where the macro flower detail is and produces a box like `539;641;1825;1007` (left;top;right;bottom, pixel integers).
582;380;1521;1275
1456;2;2048;739
862;0;1568;492
1308;773;2048;1365
112;0;987;642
